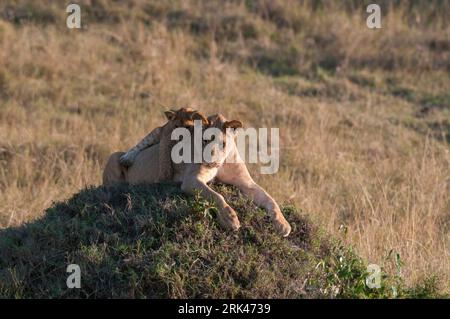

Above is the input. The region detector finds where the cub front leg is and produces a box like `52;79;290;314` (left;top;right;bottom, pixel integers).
120;126;163;167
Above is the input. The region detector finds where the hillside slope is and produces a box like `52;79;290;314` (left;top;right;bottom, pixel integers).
0;183;440;298
0;0;449;291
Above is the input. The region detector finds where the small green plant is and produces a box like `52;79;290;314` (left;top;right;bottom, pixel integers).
312;243;445;299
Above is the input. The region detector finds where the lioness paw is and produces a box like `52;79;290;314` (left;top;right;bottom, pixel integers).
274;218;292;237
217;206;241;231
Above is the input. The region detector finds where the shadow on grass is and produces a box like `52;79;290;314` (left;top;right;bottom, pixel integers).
0;183;319;298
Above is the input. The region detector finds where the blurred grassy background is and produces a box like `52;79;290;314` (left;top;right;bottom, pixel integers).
0;0;449;293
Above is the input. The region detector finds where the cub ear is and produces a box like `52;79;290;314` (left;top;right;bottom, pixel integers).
164;110;177;121
192;112;210;126
223;120;243;130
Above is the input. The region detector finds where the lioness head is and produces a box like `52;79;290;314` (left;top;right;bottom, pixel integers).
203;114;243;164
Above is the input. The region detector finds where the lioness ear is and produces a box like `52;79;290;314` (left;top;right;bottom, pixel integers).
192;112;210;126
223;120;243;130
164;110;177;121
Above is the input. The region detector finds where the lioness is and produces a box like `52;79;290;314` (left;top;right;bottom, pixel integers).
103;114;291;237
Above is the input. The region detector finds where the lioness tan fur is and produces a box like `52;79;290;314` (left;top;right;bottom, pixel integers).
104;114;291;237
119;107;209;182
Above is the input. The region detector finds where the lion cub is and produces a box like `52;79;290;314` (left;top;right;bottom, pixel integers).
119;107;209;182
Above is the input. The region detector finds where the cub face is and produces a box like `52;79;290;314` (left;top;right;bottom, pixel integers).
164;107;209;128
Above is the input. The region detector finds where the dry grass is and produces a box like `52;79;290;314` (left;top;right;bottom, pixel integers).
0;1;449;293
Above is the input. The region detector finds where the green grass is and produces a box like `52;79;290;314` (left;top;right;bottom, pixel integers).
0;183;442;298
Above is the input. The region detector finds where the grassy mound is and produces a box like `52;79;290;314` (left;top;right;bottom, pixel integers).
0;184;441;298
